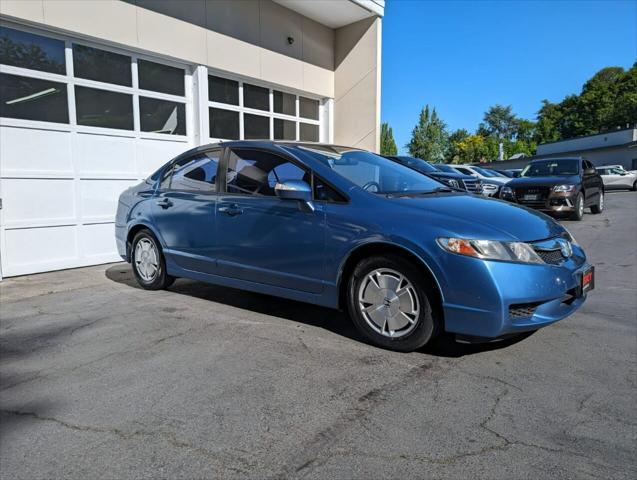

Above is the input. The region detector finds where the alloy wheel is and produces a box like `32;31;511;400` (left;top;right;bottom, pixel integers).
134;238;159;282
358;268;419;338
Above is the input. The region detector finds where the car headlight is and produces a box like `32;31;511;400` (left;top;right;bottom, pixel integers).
437;237;544;264
553;184;575;193
561;226;579;246
500;186;513;196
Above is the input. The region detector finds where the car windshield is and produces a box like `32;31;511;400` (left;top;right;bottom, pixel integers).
392;156;438;173
435;164;458;173
521;159;580;177
299;146;446;194
473;167;499;178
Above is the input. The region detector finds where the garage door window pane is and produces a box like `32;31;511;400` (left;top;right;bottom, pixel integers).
73;44;132;86
300;123;319;142
274;118;296;140
244;113;269;139
299;97;319;120
0;73;68;123
140;97;186;135
75;86;133;130
138;59;184;96
243;83;269;111
0;27;66;74
209;75;238;105
273;90;295;116
209;107;239;139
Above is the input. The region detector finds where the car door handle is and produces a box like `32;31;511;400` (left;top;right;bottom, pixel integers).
219;204;243;216
156;198;173;209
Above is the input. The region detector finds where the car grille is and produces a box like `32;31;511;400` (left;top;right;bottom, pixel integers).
534;249;564;265
509;302;541;320
514;186;550;207
463;179;480;193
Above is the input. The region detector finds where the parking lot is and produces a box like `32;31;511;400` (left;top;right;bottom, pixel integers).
1;191;635;479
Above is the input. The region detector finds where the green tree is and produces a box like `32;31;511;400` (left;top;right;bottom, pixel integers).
407;105;448;162
481;105;518;142
611;63;637;128
380;122;398;156
456;135;499;163
446;128;470;163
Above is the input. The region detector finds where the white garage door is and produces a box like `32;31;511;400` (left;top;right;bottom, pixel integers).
0;24;194;277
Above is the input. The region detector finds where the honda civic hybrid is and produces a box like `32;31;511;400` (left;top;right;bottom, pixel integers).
115;141;594;351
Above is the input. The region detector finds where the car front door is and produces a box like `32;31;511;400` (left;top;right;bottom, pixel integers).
151;149;221;274
582;160;600;205
215;148;325;294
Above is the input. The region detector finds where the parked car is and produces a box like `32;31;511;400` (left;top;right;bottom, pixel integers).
499;157;604;221
494;168;521;178
446;165;509;195
596;165;637;191
116;142;593;352
385;156;482;194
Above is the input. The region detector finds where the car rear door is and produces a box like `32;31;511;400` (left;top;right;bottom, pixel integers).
151;149;221;274
214;147;326;294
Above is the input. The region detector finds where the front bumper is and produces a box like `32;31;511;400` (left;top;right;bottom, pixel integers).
501;191;577;214
438;249;590;338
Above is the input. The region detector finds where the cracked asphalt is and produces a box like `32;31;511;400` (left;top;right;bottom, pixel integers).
1;191;635;479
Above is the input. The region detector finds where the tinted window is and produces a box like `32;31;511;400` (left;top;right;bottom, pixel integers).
299;96;319;120
267;161;305;188
209;108;239;139
300;123;319;142
73;44;131;86
455;167;472;175
226;149;306;197
393;156;438;173
243;83;269;111
138;59;184;96
75;86;133;130
169;151;220;192
0;27;66;74
274;118;296;140
0;73;68;123
208;75;238;105
314;177;347;203
273;90;295;115
521;159;580;177
139;97;186;135
244;113;269;139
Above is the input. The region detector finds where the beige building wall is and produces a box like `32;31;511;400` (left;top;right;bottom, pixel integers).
334;17;382;152
0;0;383;150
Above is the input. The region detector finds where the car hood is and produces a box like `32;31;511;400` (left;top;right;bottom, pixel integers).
390;193;564;242
506;175;580;187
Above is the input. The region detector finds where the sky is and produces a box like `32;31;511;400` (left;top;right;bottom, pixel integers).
381;0;637;153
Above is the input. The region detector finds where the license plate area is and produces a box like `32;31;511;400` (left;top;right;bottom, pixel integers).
580;266;595;295
523;194;540;201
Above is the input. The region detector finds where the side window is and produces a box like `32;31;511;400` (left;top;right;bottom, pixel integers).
226;149;308;197
457;167;471;175
166;150;220;193
314;176;347;203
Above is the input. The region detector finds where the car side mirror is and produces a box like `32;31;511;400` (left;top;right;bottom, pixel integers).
274;180;314;211
584;167;596;175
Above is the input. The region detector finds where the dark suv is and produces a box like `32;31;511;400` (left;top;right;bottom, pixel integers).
499;157;604;220
386;156;482;194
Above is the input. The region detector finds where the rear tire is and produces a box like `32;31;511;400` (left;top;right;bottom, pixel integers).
590;191;604;214
632;180;637;192
346;254;439;352
570;193;584;221
131;229;175;290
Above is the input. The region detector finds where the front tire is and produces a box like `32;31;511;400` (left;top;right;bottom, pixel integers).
347;254;439;352
571;192;584;221
590;191;604;214
632;180;636;192
131;229;175;290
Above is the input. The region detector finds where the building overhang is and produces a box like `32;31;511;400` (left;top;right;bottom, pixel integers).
273;0;384;29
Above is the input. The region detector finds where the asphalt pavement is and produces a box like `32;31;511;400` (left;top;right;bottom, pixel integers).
1;191;635;479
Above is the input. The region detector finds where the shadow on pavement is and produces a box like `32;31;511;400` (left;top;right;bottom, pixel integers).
105;264;532;358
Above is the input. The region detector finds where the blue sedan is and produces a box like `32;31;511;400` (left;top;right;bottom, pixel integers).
115;141;593;351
